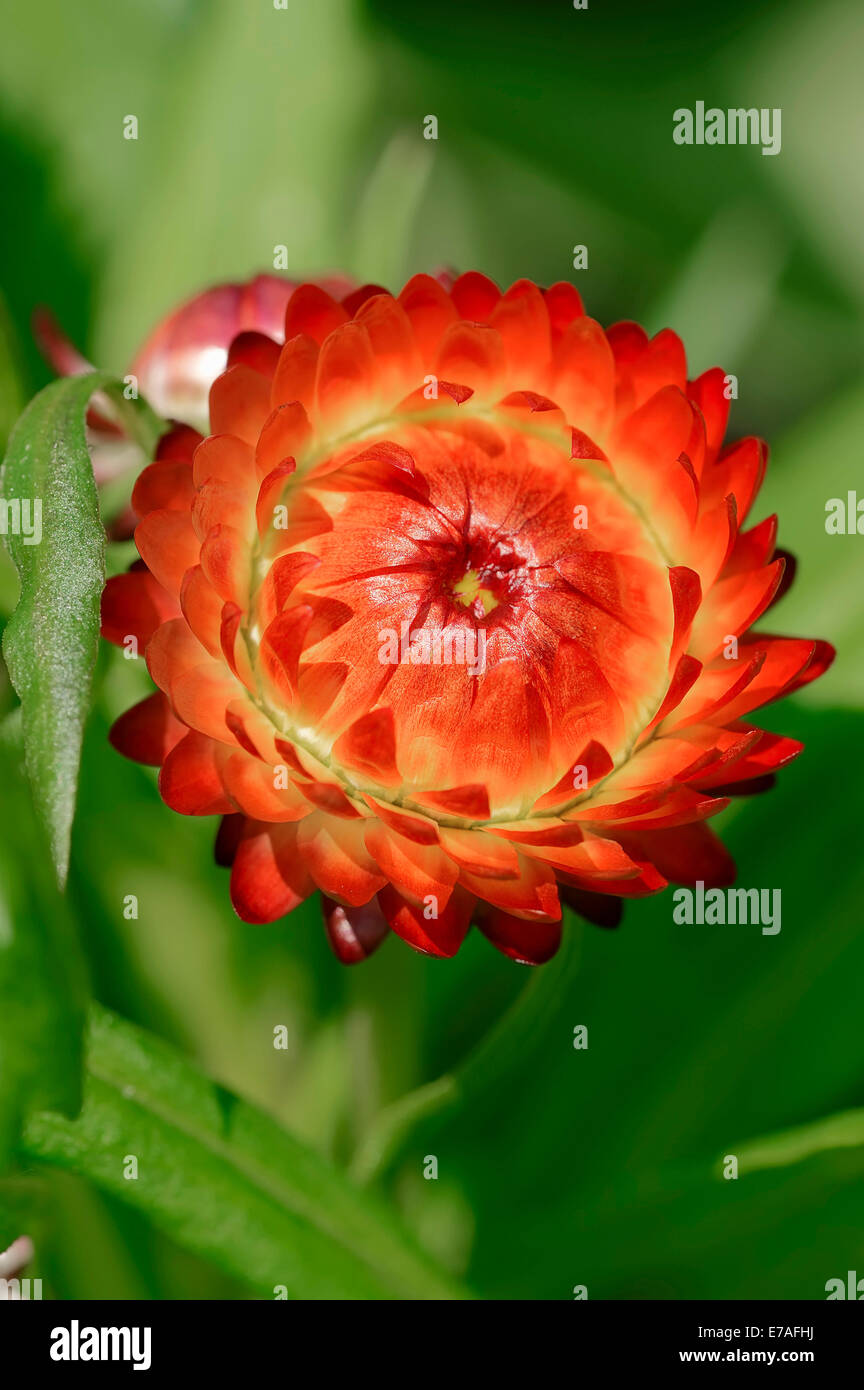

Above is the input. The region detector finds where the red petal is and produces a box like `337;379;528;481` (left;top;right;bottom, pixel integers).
691;559;785;662
296;780;360;818
365;823;458;907
435;321;505;403
192;432;255;490
322;896;390;964
297;815;386;905
398;274;458;363
332;708;400;787
644;654;702;733
459;853;560;921
438;827;520;878
532;739;614;814
209;363;272;443
450;271;501;321
416;784;491;820
132;460;195;517
256;550;320;627
179;564;223;657
155;424;204;462
214;813;244;866
192;473;254;542
363;796;439;846
109;691;186;766
221;749;308;821
669;565;702;666
543;282;585;343
101;569;179;647
355;294;421;404
270;332;319;410
230;821;313;923
377;883;472;958
489;279;551;381
255;401;311;477
688;366;730;460
219;602;254;687
477;908;562;964
551;316;615;439
200;523;250;604
283;284;349;344
615;822;735;887
693;728;803;789
259;607;314;703
703;436;767;521
227;330;281;377
135;509;200;597
159;730;234;815
341;283;389;316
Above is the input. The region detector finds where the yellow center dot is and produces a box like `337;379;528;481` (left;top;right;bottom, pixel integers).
452;569;498;616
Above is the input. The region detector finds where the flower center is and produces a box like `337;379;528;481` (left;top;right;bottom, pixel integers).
248;417;676;819
451;569;499;616
446;537;523;618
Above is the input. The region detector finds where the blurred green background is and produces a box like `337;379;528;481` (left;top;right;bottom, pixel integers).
1;0;863;1300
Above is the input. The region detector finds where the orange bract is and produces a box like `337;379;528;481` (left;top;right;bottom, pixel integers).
102;273;833;964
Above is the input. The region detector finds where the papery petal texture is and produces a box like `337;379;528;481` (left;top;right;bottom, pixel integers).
103;273;834;965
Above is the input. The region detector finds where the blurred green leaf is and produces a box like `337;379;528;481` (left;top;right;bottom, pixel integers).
505;1123;864;1300
0;723;87;1168
95;0;377;365
0;290;26;452
0;1178;43;1258
21;1006;468;1300
760;381;864;707
1;373;160;887
352;129;436;287
735;1105;864;1175
352;922;583;1182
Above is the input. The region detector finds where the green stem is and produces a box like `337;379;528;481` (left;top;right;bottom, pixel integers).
102;382;165;457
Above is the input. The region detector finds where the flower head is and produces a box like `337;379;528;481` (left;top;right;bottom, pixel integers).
102;274;833;964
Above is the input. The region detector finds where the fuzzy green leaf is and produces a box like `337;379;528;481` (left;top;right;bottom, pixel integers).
1;373;160;887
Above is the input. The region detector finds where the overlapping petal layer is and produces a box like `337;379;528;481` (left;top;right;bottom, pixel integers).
103;273;833;964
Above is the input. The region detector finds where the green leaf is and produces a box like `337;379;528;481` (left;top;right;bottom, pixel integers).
93;0;377;366
1;373;161;887
0;720;87;1168
0;1178;43;1259
351;129;436;288
734;1106;864;1175
20;1006;468;1301
351;922;583;1183
503;1118;864;1300
758;381;864;707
